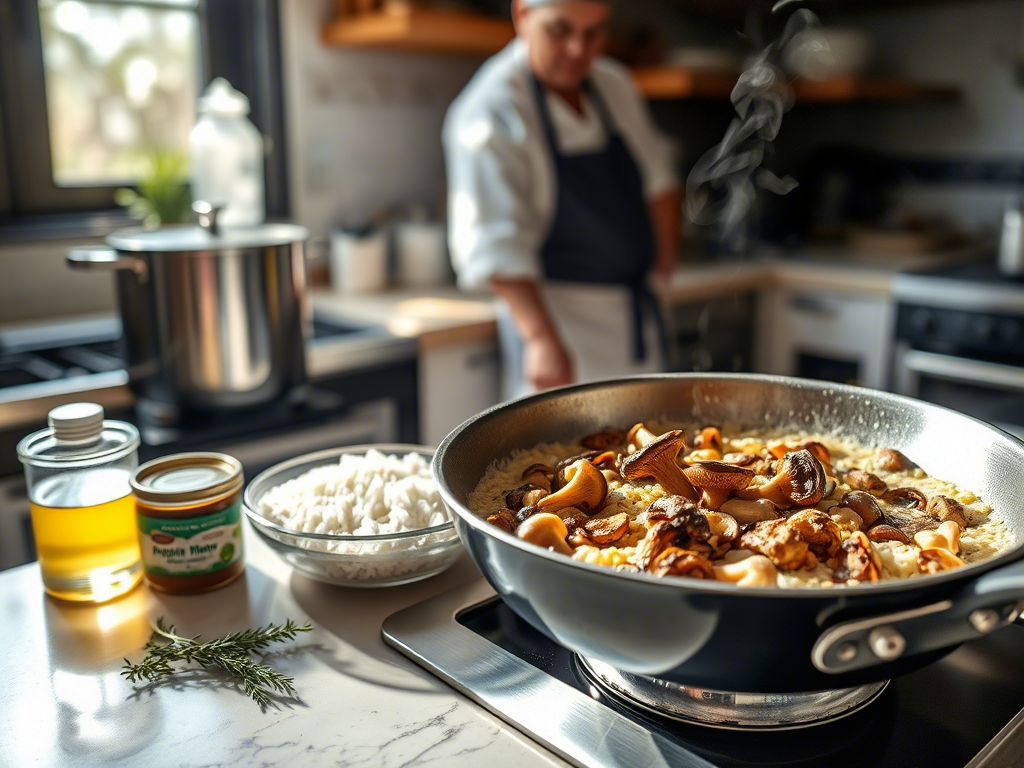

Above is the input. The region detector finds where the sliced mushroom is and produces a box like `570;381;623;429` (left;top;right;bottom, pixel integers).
876;448;910;472
845;469;887;495
800;441;833;474
914;520;962;555
552;451;601;490
836;490;884;529
557;507;590;533
649;547;715;579
536;459;608;514
927;496;968;528
633;505;712;568
644;494;700;523
626;423;659;454
833;531;882;583
505;483;548;511
736;519;817;570
713;553;779;587
720;497;780;525
681;460;754;510
516;513;573;556
683;448;723;464
620;430;699;502
581;430;626;451
786;509;843;559
882;487;927;510
486;509;516;534
515;505;541;527
582;512;631;545
867;525;913;545
702;511;740;556
740;449;826;509
918;548;966;574
722;452;760;467
830;506;865;534
521;463;554;492
693;426;723;453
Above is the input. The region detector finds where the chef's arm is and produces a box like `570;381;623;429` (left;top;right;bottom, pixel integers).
490;277;574;391
649;187;682;280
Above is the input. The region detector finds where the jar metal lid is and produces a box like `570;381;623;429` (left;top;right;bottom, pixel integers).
18;419;140;468
131;452;243;505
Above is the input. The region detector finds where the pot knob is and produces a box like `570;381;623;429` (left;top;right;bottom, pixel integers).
193;201;225;236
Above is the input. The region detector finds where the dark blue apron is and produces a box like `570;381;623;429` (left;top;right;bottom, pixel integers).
531;73;664;362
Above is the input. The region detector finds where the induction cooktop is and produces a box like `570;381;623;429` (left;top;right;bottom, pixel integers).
384;581;1024;768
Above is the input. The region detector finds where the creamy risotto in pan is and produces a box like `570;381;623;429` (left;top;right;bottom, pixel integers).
468;423;1012;587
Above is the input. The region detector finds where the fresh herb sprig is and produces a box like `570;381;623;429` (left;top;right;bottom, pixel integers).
122;617;313;707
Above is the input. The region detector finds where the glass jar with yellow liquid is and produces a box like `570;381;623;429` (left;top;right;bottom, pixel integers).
17;403;142;602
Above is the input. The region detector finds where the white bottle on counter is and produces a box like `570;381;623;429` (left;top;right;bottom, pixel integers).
189;78;265;227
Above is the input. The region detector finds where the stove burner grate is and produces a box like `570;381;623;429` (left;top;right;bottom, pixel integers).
577;655;887;730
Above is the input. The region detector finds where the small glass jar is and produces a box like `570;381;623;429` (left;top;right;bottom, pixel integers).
17;403;143;602
130;452;245;594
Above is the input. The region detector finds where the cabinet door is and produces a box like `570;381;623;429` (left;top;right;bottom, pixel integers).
419;339;501;447
756;289;895;390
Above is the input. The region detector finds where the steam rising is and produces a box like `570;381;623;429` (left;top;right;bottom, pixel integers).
686;9;829;253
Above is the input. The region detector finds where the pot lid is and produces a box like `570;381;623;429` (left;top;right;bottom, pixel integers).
106;222;309;253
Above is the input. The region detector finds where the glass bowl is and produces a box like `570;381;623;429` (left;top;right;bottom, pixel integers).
243;444;461;588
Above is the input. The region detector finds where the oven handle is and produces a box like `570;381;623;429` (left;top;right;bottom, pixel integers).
900;349;1024;393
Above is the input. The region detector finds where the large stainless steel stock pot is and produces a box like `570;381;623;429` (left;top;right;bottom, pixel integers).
433;374;1024;693
67;204;310;416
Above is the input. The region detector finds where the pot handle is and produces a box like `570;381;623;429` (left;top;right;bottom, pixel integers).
811;558;1024;675
67;246;148;283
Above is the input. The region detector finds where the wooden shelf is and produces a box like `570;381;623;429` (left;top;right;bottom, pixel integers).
632;67;960;103
322;6;514;56
320;10;960;104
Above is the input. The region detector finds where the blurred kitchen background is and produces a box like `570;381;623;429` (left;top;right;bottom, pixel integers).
1;0;1023;569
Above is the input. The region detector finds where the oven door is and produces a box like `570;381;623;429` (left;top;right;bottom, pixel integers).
893;342;1024;441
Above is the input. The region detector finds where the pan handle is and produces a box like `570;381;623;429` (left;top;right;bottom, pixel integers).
67;246;149;283
812;559;1024;675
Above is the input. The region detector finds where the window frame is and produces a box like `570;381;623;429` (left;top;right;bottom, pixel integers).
0;0;289;237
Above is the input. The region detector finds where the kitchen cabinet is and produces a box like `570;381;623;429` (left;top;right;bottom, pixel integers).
754;287;896;390
419;336;501;447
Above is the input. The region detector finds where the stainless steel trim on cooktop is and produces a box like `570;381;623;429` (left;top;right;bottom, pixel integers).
382;581;718;768
892;274;1024;315
968;704;1024;768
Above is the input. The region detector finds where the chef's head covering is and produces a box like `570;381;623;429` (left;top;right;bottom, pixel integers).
522;0;609;6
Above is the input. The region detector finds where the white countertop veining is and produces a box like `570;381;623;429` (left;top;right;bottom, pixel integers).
0;528;568;768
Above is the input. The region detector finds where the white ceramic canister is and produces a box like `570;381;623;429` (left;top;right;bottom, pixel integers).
395;221;450;287
331;228;389;293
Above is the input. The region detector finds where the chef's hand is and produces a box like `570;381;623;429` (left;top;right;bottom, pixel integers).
524;335;574;392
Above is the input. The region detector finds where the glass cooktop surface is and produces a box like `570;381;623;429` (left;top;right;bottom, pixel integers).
384;583;1024;768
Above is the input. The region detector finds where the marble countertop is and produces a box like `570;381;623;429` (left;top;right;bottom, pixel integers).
0;527;568;768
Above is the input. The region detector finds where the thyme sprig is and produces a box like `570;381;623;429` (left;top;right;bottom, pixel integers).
122;617;313;707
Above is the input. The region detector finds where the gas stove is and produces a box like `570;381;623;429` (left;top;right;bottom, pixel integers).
0;312;416;437
384;581;1024;768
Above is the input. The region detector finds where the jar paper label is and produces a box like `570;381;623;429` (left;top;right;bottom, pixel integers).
137;503;243;577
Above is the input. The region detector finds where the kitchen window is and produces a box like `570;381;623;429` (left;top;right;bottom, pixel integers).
0;0;288;229
37;0;202;187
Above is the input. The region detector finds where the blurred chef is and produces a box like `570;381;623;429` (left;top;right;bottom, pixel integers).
444;0;680;399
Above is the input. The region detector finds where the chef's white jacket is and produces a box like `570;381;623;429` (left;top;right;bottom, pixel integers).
443;39;678;398
443;39;678;291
